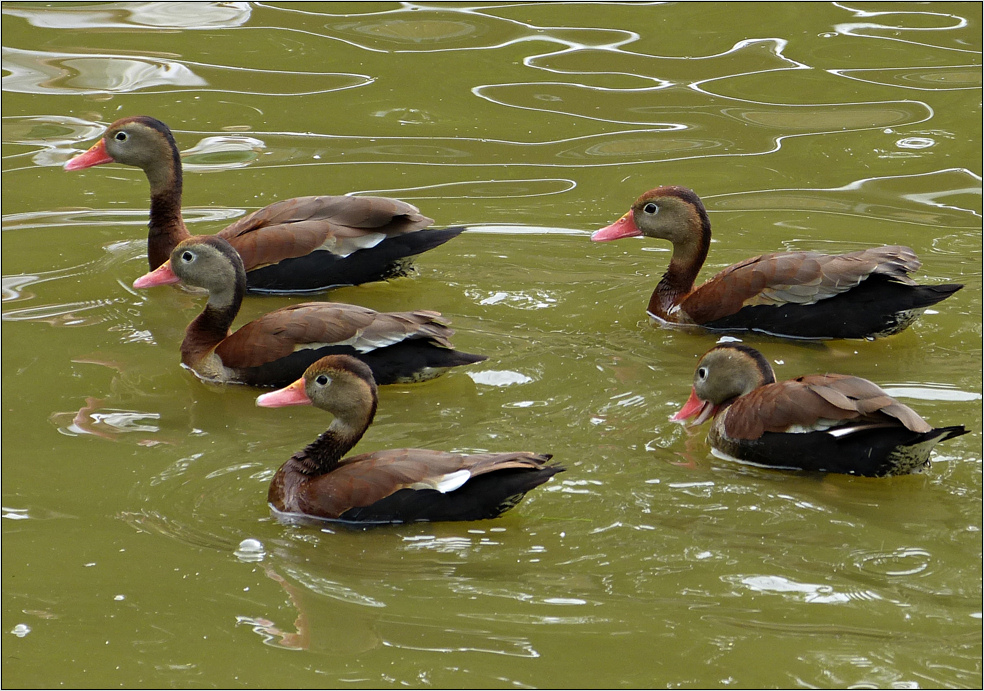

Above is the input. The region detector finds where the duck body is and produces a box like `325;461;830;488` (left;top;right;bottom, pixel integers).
257;355;562;524
239;220;465;294
133;235;486;387
593;186;962;339
673;344;967;476
65;116;463;293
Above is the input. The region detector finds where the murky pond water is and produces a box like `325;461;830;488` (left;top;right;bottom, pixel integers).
3;2;981;688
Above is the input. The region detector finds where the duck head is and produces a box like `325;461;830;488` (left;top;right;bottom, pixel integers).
672;344;776;425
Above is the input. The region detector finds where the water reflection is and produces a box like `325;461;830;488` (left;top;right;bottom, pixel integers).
380;620;539;658
2;48;207;94
735;574;856;604
2;47;370;96
2;114;103;146
4;2;252;30
51;399;161;440
277;564;386;608
181;134;266;170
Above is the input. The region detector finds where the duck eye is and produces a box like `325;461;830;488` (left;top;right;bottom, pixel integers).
180;251;194;263
643;202;658;215
697;367;708;381
315;375;329;386
114;131;128;142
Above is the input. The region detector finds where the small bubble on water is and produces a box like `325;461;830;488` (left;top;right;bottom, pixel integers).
11;624;31;637
235;538;265;563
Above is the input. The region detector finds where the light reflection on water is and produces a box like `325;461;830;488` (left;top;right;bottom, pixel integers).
1;1;981;688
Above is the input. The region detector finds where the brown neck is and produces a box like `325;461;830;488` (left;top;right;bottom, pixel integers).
180;296;240;369
145;142;189;270
180;241;248;367
286;428;358;477
647;213;710;320
283;393;377;477
648;261;699;319
148;191;189;270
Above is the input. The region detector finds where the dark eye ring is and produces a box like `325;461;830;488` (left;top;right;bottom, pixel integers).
181;251;194;262
643;202;658;214
115;131;128;142
315;375;329;386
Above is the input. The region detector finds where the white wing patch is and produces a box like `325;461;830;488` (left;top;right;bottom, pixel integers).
353;330;415;351
783;421;900;436
409;469;472;493
319;233;387;258
825;422;899;438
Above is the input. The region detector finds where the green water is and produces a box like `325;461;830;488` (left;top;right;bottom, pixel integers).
2;2;981;688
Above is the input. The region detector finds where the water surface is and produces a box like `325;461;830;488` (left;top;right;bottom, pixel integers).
2;2;981;688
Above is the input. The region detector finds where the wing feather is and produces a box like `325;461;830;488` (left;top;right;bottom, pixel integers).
217;196;433;269
724;373;932;439
215;303;453;368
683;246;922;323
299;450;553;517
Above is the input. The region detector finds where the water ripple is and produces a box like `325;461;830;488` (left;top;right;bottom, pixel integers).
852;548;933;578
831;3;977;53
4;2;253;30
831;65;982;91
2;47;207;94
2;114;104;146
279;564;386;608
1;2;979;688
2;298;122;326
706;170;983;225
2;47;369;96
265;2;631;55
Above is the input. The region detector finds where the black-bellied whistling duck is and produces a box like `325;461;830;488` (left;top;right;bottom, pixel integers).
256;355;562;523
133;235;486;387
672;344;967;476
65;116;464;293
592;186;962;339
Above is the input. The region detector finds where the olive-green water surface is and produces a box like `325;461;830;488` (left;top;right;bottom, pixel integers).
2;2;981;688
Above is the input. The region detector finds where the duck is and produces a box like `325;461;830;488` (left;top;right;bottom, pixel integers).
592;185;962;339
132;235;486;387
65;116;464;293
672;343;968;476
256;355;563;523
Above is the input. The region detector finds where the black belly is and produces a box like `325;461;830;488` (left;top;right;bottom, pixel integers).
244;227;466;293
237;339;486;388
